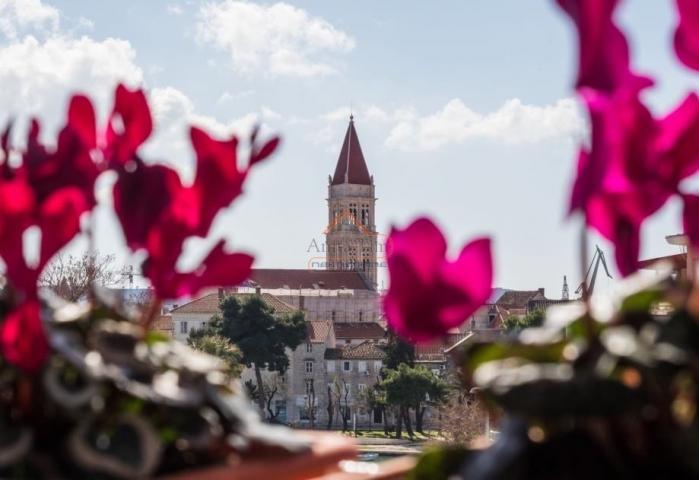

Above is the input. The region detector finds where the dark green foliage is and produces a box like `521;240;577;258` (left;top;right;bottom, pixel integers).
215;295;306;374
384;331;415;370
503;309;545;333
381;364;448;407
414;272;699;479
188;334;243;377
408;446;471;480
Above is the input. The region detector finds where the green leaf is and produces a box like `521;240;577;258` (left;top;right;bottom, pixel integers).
463;341;567;374
144;330;170;346
407;446;470;480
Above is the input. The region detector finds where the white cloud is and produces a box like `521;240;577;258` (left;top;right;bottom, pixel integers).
166;4;184;16
145;86;279;182
0;0;58;39
217;89;254;104
0;35;143;142
384;98;585;151
195;1;355;77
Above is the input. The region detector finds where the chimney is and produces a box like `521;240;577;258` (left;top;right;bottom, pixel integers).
538;288;545;296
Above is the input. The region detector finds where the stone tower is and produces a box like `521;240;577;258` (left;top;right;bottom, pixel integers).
326;115;377;290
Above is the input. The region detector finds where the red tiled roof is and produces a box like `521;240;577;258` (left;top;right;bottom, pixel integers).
248;269;372;291
333;322;385;340
331;117;371;186
325;340;386;360
496;290;540;309
307;320;332;343
153;315;173;333
638;253;686;270
171;292;296;315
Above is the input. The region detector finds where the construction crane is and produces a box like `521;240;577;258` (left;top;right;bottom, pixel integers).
575;245;612;297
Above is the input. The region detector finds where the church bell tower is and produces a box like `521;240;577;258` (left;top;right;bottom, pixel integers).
326;115;377;290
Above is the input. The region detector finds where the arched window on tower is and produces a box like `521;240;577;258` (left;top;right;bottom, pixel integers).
361;205;369;226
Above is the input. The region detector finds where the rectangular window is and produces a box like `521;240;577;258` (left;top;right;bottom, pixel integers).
358;384;367;393
343;361;351;372
373;361;382;372
305;379;314;395
326;360;335;373
358;311;363;322
306;342;312;353
331;311;336;321
180;321;188;334
358;361;367;373
305;361;314;374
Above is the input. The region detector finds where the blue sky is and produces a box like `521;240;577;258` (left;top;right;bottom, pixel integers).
0;0;697;297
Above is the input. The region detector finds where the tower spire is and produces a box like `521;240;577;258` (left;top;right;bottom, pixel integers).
562;275;570;300
331;116;371;185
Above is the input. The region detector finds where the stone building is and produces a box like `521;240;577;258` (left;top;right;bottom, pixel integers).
169;291;297;342
241;269;380;324
325;116;379;290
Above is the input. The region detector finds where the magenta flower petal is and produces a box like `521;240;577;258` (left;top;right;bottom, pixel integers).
443;238;493;307
67;94;97;149
386;217;447;284
682;194;699;248
384;218;492;343
190;126;245;237
674;0;699;71
106;84;153;166
37;188;88;271
555;0;632;92
174;240;254;298
1;301;48;373
656;93;699;185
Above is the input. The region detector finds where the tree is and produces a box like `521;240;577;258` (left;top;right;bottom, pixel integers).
384;331;415;370
380;364;449;439
358;381;390;435
503;309;545;333
326;384;334;430
39;252;118;301
330;376;351;432
188;333;243;377
217;295;306;412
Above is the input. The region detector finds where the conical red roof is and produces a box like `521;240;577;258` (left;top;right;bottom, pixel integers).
331;116;371;185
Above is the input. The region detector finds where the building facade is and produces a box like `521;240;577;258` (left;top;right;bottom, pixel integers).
325;116;379;290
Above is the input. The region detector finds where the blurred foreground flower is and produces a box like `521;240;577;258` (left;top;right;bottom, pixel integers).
560;0;699;276
107;85;276;300
383;217;492;342
675;0;699;70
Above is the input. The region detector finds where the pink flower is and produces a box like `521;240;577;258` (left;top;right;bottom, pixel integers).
105;84;152;167
674;0;699;70
0;301;47;374
105;85;277;300
383;218;493;343
0;94;98;372
555;0;635;93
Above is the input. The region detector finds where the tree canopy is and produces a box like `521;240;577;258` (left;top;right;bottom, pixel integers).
217;295;306;373
188;333;243;377
503;309;545;333
384;331;415;370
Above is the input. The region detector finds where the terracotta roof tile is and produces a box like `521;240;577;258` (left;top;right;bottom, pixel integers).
247;269;372;291
153;315;173;334
333;322;385;340
325;340;386;360
307;320;332;343
496;290;540;309
331;117;371;186
171;292;296;315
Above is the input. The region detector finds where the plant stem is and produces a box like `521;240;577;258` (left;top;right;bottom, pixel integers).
579;220;595;341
